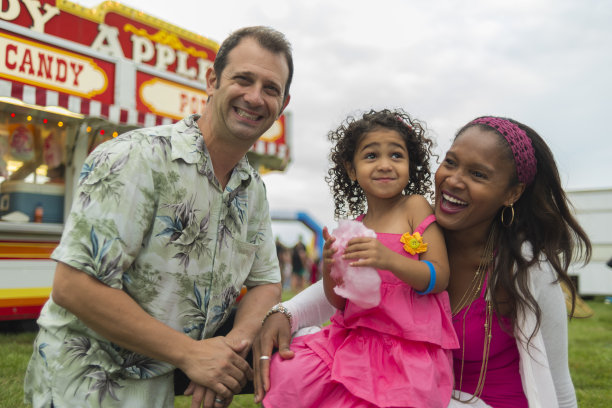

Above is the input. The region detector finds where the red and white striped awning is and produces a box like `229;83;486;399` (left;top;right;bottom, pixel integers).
250;137;288;161
0;79;173;127
0;79;289;169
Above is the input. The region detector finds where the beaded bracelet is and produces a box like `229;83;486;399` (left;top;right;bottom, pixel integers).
262;303;293;327
416;260;436;295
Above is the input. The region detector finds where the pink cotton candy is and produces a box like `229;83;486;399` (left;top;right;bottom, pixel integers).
330;220;381;309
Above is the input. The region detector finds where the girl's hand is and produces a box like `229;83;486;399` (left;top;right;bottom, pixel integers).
343;237;393;270
321;227;338;281
321;226;346;309
322;227;337;268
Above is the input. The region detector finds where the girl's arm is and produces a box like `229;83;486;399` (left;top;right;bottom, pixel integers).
321;226;347;309
343;196;450;293
408;195;450;293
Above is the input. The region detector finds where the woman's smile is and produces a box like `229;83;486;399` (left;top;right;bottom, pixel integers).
438;191;468;214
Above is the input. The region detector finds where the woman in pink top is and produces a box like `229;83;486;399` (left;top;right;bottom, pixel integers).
254;115;589;408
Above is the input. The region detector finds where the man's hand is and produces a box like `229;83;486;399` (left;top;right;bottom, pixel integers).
180;336;251;404
252;312;294;404
184;381;233;408
184;333;252;408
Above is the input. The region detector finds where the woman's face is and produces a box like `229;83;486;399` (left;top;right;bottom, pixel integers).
434;126;524;235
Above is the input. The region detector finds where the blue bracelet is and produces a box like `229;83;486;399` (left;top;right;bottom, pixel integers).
416;260;436;295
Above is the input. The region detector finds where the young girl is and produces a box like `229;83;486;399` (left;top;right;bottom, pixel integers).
262;109;459;408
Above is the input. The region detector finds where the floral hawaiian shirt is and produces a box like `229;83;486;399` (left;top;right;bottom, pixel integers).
24;115;280;407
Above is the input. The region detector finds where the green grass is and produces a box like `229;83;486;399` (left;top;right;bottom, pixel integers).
3;298;611;407
568;299;612;407
175;394;254;407
0;327;37;408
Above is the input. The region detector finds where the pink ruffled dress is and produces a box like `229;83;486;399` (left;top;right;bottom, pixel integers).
264;215;459;408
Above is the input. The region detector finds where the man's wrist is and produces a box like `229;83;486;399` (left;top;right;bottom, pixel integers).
172;336;200;371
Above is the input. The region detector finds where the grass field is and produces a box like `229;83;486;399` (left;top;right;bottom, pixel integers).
2;298;611;407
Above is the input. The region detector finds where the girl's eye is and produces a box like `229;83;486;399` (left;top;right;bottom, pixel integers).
471;170;486;179
365;152;376;159
391;152;404;159
443;157;456;166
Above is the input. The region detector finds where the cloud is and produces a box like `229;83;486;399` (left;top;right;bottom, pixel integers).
75;0;612;228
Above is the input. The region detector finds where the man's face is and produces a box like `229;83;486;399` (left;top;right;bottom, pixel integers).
206;37;290;145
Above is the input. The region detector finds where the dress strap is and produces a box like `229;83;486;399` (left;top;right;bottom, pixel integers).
413;214;437;235
356;213;435;233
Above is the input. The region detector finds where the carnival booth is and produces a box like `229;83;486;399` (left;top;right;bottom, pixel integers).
0;0;291;320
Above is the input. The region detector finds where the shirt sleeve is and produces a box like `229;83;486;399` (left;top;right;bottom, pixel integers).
535;264;578;408
51;136;156;288
242;182;281;286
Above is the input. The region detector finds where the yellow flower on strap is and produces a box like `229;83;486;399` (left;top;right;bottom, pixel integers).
400;232;428;255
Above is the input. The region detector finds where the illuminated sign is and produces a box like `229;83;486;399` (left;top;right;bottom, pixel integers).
0;0;217;81
0;32;108;98
139;77;207;120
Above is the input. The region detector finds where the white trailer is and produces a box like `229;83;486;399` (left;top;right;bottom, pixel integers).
567;188;612;296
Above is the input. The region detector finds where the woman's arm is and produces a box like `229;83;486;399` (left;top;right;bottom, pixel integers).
284;279;336;332
535;265;578;407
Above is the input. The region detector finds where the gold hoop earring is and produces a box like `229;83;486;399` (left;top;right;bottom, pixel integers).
501;204;515;227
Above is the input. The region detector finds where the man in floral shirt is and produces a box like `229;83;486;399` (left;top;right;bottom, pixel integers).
24;26;292;408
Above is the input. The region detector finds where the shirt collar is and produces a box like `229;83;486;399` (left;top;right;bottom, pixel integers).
170;114;253;187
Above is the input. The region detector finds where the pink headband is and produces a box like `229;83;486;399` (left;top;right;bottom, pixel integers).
469;117;537;185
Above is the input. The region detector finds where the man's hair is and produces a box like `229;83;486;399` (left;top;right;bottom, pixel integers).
213;26;293;102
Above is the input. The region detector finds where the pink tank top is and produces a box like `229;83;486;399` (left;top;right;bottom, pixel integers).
452;276;528;408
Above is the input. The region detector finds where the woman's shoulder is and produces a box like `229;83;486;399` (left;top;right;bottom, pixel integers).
517;242;559;291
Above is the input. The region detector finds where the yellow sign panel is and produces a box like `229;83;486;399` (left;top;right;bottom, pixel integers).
260;120;284;143
0;32;108;98
140;77;208;120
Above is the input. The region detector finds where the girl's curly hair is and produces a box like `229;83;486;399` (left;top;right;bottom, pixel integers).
325;108;435;220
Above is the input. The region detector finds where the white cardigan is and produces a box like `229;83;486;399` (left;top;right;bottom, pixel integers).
282;261;577;408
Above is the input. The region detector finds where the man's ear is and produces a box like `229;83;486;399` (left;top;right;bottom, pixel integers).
205;67;218;95
278;94;291;118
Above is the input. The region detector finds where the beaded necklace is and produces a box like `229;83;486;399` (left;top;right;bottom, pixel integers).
452;225;496;403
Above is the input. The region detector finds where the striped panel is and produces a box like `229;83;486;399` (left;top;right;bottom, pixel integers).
0;241;58;259
0;79;170;127
0;305;45;320
0;287;51;307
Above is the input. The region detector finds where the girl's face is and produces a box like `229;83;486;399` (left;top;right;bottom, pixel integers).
434;126;524;234
345;128;410;200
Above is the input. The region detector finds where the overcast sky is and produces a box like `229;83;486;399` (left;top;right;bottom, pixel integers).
77;0;612;246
